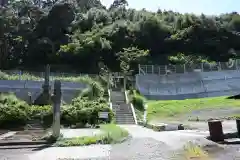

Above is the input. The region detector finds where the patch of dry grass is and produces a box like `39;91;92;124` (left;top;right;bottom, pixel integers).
183;142;210;160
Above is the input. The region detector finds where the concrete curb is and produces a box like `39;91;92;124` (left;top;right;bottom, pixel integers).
0;140;52;146
138;121;185;132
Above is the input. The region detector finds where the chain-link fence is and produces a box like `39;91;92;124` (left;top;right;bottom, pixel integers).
139;59;240;75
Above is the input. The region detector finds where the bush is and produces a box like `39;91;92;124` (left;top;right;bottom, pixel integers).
62;98;114;126
132;94;145;111
0;94;29;128
29;105;53;127
28;97;113;127
77;76;105;99
0;71;9;80
0;91;112;128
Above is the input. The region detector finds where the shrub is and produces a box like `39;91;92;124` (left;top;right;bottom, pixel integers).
132;94;145;111
29;105;53;126
0;92;112;128
0;71;9;80
77;76;104;99
0;94;29;128
28;97;113;127
62;98;114;126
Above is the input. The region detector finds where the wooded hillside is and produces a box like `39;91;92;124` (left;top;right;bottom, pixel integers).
1;0;240;73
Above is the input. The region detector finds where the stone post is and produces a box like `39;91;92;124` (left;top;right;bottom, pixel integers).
123;75;126;91
208;120;224;142
52;80;61;138
42;64;50;94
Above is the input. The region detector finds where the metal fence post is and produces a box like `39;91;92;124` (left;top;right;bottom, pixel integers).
183;64;186;73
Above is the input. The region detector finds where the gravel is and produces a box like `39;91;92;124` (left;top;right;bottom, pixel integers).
109;138;173;160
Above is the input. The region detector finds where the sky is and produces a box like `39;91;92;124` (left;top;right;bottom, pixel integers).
100;0;240;15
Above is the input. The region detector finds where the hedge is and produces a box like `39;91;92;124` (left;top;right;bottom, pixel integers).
0;94;113;129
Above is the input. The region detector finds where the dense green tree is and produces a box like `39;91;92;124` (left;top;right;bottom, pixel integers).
0;0;240;73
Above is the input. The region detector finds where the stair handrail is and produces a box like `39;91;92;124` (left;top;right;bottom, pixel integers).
124;90;129;103
108;89;112;110
124;90;138;125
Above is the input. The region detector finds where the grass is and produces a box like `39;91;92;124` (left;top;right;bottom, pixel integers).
147;96;240;121
182;143;209;160
0;70;97;83
127;90;146;121
54;124;129;147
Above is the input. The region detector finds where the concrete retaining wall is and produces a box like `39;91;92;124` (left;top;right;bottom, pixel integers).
0;80;88;103
136;70;240;100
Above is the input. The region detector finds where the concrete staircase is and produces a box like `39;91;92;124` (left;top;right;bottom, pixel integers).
110;89;136;124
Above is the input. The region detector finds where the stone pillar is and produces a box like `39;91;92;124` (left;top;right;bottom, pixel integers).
107;73;111;89
42;64;50;93
236;119;240;137
52;80;61;138
208;120;224;142
123;75;127;91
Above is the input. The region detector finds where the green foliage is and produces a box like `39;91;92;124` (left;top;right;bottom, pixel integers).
29;98;113;127
132;95;145;111
1;0;240;72
147;96;240;121
63;97;113;126
78;76;105;99
0;91;112;129
54;124;129;147
129;90;146;111
0;71;9;80
29;105;53;126
0;94;29;128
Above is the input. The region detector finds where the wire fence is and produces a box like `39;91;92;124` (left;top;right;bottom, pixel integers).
139;59;240;75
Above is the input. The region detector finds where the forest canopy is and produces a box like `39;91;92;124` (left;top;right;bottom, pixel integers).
0;0;240;73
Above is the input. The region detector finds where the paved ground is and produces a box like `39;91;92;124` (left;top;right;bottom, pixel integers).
60;128;102;139
28;145;111;160
0;145;45;160
1;125;240;160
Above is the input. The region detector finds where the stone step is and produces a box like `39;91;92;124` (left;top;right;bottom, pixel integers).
116;116;134;119
113;108;131;110
115;120;135;124
114;110;132;113
114;112;133;115
115;112;133;115
116;119;135;121
112;108;131;111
